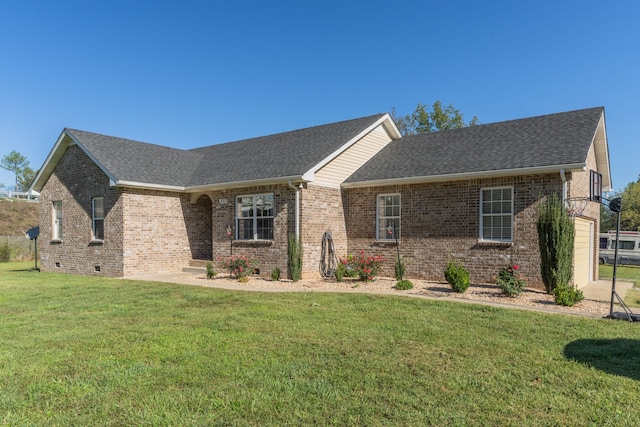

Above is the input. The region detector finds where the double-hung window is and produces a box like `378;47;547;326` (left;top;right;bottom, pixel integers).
236;194;274;240
480;187;513;242
52;201;63;240
92;197;104;241
377;194;401;240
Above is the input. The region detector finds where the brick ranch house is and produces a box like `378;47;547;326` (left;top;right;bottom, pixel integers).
30;107;611;288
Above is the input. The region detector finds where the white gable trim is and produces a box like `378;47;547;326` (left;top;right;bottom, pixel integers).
301;114;401;178
31;129;118;193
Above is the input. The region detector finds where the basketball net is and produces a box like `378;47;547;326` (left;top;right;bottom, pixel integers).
566;197;590;218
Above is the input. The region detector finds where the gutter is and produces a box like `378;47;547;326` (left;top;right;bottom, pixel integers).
560;169;567;203
288;181;302;240
341;163;587;189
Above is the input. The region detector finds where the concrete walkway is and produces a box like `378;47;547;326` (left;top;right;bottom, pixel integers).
581;279;634;303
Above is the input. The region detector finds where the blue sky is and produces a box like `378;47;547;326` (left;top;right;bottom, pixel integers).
1;0;638;193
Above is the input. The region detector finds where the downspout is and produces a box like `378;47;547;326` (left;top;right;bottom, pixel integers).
560;169;567;203
288;181;300;240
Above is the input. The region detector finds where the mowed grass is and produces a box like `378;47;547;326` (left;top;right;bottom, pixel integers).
600;264;640;307
2;262;640;426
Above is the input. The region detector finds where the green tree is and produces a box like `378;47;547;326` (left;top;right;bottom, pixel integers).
16;166;36;192
600;203;617;232
619;177;640;231
537;193;574;294
601;176;640;232
0;150;29;190
391;101;479;136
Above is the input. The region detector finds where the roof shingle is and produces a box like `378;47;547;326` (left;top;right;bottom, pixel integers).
344;107;604;184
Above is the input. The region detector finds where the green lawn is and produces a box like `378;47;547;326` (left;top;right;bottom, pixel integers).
2;262;640;426
600;264;640;307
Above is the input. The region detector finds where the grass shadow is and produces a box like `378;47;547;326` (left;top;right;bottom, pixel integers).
564;338;640;381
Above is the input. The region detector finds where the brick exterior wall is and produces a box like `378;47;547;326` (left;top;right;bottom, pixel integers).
209;184;296;278
39;145;213;277
343;174;567;288
39;145;125;275
38;144;602;285
300;184;348;278
120;189;212;276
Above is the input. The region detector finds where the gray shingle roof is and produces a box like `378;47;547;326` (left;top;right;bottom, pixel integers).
344;107;604;185
186;114;386;186
65;129;201;187
65;114;387;188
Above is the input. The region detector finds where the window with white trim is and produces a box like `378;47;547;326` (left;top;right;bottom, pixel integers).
236;194;274;240
92;196;104;241
480;187;513;242
377;194;401;240
52;201;63;240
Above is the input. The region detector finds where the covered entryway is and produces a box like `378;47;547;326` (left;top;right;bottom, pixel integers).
186;194;213;261
573;217;594;288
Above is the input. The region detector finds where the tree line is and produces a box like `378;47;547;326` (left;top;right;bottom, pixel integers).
601;176;640;232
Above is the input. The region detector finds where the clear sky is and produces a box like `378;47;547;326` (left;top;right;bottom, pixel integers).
1;0;638;193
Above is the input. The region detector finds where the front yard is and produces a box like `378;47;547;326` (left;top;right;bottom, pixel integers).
1;262;639;425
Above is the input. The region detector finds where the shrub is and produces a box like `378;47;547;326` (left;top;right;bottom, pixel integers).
338;254;359;278
339;251;385;281
394;256;406;281
271;266;281;281
206;261;216;279
334;263;346;282
537;193;574;294
496;265;527;297
444;260;470;293
288;234;303;282
0;241;10;262
219;255;255;280
395;279;414;290
553;282;584;306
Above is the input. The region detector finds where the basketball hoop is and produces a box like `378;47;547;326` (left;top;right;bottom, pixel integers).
565;197;590;218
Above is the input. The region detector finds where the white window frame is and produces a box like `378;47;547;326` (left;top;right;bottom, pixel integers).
235;193;275;241
480;186;513;242
52;200;63;240
92;196;104;241
376;193;401;240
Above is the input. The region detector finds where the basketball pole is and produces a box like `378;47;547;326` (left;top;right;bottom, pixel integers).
609;199;621;317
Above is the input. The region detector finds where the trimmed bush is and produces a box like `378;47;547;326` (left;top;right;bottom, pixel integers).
553;283;585;306
271;267;281;281
206;262;216;279
496;265;527;297
394;256;406;281
537;193;574;294
395;280;414;290
334;263;346;282
288;234;303;282
444;260;470;293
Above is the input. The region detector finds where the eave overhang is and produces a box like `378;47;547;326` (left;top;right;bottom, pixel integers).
341;163;588;189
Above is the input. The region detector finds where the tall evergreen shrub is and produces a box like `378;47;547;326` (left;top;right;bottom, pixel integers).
537;193;575;294
288;234;303;282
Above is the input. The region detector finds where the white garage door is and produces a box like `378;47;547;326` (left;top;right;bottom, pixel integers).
573;218;594;288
